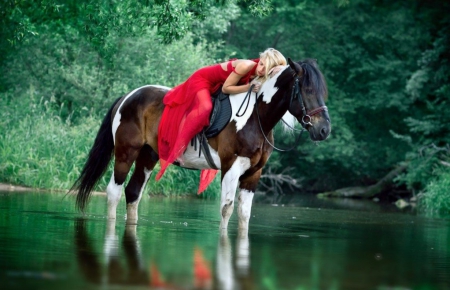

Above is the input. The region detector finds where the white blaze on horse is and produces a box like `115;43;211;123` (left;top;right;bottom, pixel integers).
70;58;331;231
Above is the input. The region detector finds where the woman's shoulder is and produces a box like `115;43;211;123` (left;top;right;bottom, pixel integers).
236;59;257;66
234;59;257;71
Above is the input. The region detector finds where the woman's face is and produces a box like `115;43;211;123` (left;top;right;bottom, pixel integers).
256;58;266;76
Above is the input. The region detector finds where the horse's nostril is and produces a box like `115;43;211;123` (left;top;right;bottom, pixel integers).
320;126;329;139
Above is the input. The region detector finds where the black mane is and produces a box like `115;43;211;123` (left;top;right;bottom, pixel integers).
298;59;328;100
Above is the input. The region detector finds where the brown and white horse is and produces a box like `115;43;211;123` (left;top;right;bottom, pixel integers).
71;58;331;231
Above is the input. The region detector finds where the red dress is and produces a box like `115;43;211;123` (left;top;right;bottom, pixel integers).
157;59;259;192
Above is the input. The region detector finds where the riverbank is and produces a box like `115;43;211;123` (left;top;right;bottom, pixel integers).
0;183;108;195
0;183;35;192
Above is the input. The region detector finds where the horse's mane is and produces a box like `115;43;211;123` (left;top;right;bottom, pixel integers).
298;59;328;101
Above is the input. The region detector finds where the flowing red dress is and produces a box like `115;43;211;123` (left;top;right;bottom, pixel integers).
156;59;259;193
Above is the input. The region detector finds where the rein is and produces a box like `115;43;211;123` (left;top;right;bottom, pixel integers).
256;100;305;152
235;85;253;117
254;78;306;152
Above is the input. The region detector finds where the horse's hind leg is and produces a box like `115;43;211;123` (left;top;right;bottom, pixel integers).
107;132;143;220
107;153;138;220
125;145;159;224
237;169;262;232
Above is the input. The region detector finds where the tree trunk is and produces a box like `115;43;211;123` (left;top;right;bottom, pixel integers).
317;165;407;199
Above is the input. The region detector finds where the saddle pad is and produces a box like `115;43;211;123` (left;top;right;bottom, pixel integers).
204;92;232;138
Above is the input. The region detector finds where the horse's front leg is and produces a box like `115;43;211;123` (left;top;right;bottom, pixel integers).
220;156;251;230
237;169;261;231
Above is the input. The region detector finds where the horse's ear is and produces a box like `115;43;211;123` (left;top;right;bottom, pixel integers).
288;58;296;71
288;58;303;77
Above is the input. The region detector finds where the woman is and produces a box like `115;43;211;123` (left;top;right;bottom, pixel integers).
156;48;287;190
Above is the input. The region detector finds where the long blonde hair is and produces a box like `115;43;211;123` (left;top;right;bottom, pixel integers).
254;48;287;83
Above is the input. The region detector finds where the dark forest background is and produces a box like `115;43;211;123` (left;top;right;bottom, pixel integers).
1;0;449;213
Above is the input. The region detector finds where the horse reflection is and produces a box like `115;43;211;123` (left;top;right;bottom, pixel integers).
216;230;252;290
74;219;252;289
75;219;148;286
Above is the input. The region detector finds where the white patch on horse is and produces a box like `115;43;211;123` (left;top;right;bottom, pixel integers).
222;156;251;197
178;141;221;170
220;157;251;229
106;174;122;219
149;84;171;90
238;189;254;230
260;65;288;104
112;85;170;144
229;65;289;132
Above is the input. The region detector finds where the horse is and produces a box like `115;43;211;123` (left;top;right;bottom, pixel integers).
71;58;331;231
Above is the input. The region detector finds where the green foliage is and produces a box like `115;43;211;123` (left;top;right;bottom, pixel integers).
393;17;450;199
0;1;225;196
0;91;220;197
0;0;273;56
1;0;450;212
0;92;97;189
218;0;450;196
3;27;215;120
419;167;450;216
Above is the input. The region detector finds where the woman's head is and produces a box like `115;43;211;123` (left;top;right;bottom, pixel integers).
256;48;287;78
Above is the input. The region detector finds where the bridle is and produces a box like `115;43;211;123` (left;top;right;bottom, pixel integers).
289;76;328;130
250;69;327;152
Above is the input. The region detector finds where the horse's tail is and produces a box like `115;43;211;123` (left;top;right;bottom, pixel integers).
71;97;121;212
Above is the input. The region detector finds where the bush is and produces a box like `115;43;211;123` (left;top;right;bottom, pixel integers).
419;170;450;215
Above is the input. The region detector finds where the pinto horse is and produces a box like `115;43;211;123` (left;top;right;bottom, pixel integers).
71;58;331;230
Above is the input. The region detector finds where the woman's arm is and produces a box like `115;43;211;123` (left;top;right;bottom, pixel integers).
222;60;258;94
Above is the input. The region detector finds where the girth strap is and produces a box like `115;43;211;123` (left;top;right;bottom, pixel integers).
190;133;219;170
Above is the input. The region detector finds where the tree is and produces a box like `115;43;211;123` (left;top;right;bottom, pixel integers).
216;0;450;195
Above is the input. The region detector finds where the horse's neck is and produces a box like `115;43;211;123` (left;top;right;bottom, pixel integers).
255;99;288;133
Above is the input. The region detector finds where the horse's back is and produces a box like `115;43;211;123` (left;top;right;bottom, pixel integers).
112;85;170;150
113;85;168;115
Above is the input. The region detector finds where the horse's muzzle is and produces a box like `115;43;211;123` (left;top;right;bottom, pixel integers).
308;118;331;141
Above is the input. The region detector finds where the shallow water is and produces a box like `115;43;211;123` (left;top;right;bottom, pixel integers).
0;191;449;290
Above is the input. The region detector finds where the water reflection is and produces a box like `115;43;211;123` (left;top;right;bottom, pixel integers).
74;219;252;289
216;230;251;290
75;219;148;286
2;192;449;289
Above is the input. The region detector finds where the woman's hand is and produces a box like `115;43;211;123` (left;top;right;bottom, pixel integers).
222;60;257;95
251;81;261;92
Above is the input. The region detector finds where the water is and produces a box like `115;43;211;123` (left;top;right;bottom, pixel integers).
0;190;449;290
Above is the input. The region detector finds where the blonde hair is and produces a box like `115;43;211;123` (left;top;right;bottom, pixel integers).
254;48;287;83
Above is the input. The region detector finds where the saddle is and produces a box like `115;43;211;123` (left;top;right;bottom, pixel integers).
189;88;232;169
205;88;232;138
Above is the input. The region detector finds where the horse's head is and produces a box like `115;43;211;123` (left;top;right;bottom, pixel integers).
286;58;331;141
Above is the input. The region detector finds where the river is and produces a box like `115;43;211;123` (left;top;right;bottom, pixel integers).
0;190;449;289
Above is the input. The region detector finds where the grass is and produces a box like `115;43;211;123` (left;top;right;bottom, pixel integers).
0;92;220;198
